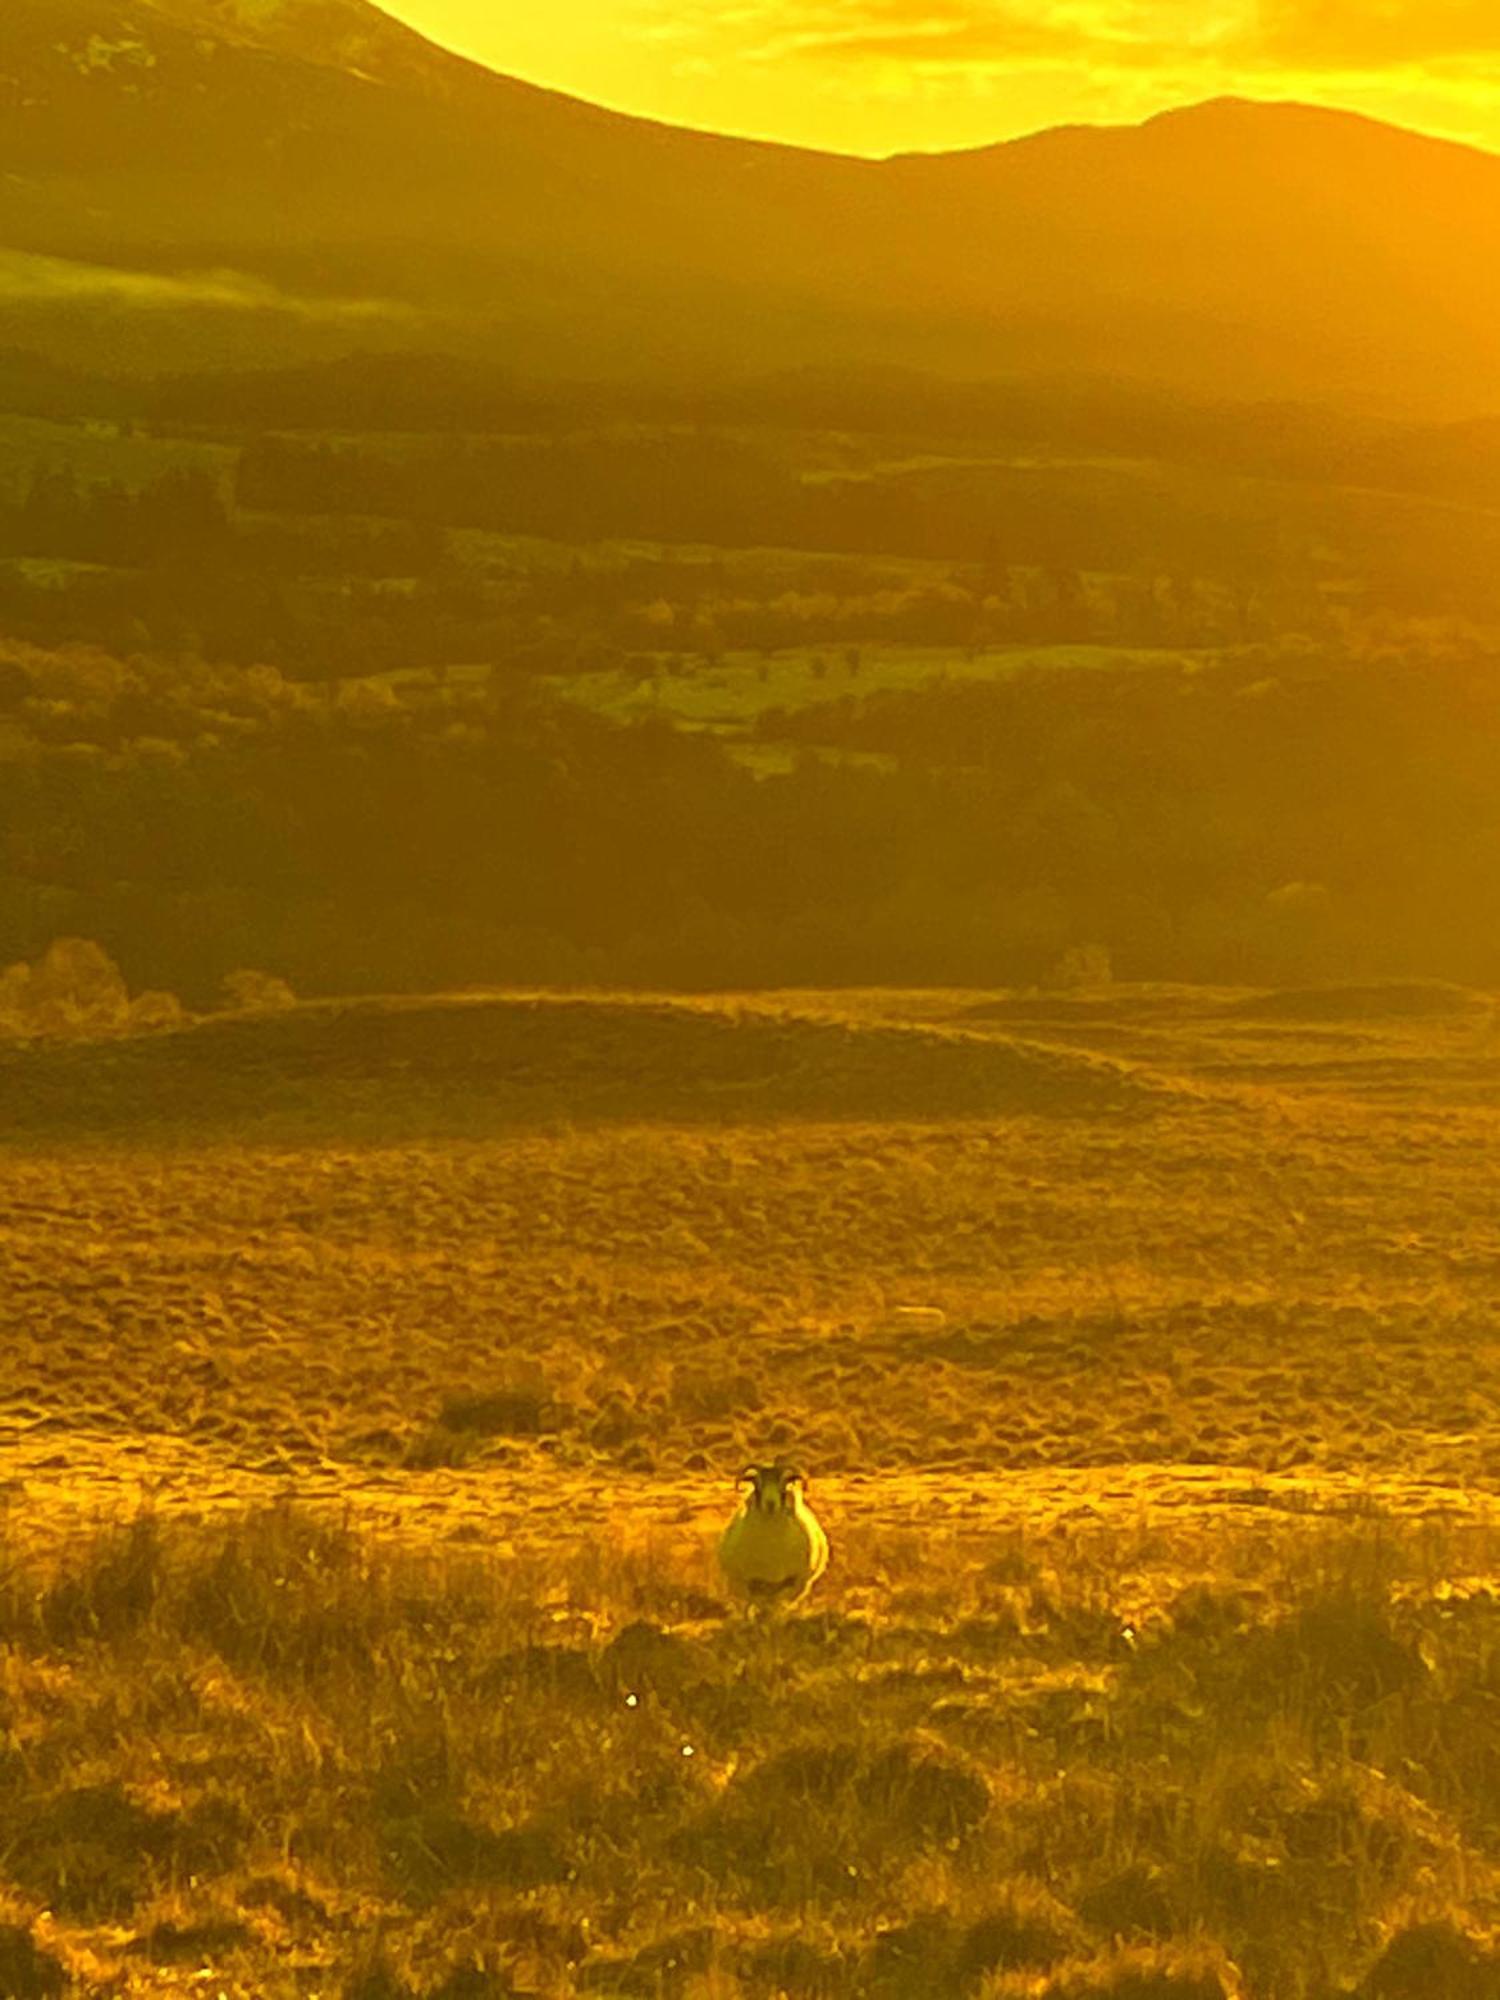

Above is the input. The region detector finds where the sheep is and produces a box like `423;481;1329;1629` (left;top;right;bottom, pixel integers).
717;1460;828;1609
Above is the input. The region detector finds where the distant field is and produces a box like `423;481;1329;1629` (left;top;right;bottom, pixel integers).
3;985;1500;1997
0;412;234;501
541;643;1210;740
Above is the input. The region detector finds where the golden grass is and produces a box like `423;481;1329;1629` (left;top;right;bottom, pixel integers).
2;986;1500;1995
1;1507;1498;1997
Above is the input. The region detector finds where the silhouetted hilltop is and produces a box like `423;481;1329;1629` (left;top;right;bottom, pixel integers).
2;0;1498;412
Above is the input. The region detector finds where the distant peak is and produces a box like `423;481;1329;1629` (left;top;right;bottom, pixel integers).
140;0;472;90
1138;93;1497;158
1143;93;1279;121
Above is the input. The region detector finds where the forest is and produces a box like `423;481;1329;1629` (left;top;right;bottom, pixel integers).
1;350;1498;1003
2;624;1499;1003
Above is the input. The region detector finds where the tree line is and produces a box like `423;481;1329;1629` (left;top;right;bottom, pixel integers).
2;634;1499;1000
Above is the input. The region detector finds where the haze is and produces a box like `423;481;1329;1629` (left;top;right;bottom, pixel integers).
383;0;1500;155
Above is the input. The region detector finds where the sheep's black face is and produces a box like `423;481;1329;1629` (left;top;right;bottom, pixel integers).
740;1461;806;1513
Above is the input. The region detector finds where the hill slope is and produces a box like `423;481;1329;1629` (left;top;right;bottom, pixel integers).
1;0;1498;412
0;993;1163;1143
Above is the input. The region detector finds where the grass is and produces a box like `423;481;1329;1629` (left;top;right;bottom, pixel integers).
1;1506;1498;1996
2;984;1500;1994
540;644;1214;739
0;414;233;504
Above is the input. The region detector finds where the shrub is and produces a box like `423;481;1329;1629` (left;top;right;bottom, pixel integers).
25;936;131;1033
0;938;182;1038
221;967;297;1012
1049;944;1114;992
128;988;185;1030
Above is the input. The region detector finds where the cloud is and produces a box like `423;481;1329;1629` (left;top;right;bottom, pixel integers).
773;15;1113;69
635;0;1236;73
0;250;415;321
1252;0;1500;66
633;0;1500;79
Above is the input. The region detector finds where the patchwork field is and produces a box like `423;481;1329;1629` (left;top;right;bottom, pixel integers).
539;643;1204;740
3;985;1500;1998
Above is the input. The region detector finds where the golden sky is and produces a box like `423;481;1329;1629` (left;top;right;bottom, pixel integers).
381;0;1500;156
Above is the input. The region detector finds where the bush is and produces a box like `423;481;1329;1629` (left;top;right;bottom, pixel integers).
0;936;131;1035
1049;943;1115;992
0;937;182;1038
128;987;185;1030
221;966;297;1012
26;936;130;1032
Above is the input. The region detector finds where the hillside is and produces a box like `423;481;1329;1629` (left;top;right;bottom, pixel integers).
4;981;1500;1994
0;991;1162;1143
2;0;1499;411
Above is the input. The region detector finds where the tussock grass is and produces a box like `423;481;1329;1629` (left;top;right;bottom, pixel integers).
5;989;1500;1993
1;1507;1499;1996
0;992;1162;1146
1221;983;1493;1025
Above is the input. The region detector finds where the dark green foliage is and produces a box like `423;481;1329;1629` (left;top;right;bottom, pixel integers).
859;1896;1084;1999
377;1808;566;1902
1127;1592;1426;1740
599;1621;716;1698
1253;1597;1429;1714
1061;1976;1232;2000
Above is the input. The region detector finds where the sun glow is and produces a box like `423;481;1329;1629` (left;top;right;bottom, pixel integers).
381;0;1500;155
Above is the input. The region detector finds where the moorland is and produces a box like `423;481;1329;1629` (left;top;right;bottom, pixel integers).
5;5;1500;1995
3;984;1500;1998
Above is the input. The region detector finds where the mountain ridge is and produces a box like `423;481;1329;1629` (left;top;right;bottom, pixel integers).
115;2;1500;171
3;0;1498;415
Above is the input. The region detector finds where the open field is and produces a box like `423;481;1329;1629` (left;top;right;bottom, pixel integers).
539;645;1209;744
4;986;1500;1997
0;414;234;504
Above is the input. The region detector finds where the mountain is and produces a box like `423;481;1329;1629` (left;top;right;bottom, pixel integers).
2;0;1498;415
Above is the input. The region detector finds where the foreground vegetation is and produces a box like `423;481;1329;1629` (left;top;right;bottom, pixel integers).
2;1502;1498;1999
3;985;1500;1993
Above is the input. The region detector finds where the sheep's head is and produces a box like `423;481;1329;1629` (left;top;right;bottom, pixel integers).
739;1461;807;1512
